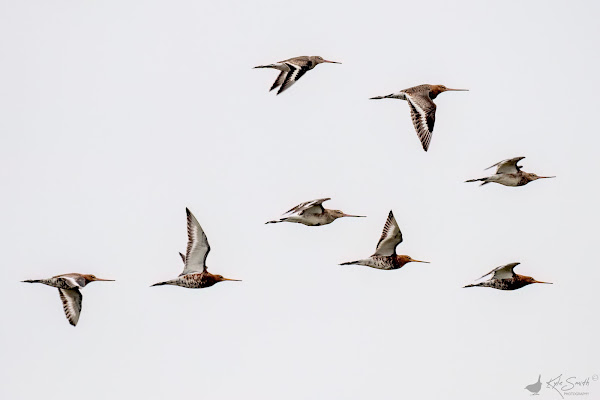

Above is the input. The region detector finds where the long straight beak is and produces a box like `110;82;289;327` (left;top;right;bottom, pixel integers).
323;60;341;64
411;259;430;263
446;88;469;91
539;176;556;179
342;213;366;218
533;280;552;284
221;277;241;282
94;278;115;281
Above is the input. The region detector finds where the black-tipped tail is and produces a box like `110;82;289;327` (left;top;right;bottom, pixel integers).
369;95;390;100
465;178;489;186
151;281;168;287
340;261;359;266
22;279;40;283
265;220;282;225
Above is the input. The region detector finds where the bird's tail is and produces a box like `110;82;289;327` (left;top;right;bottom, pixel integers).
22;279;41;283
340;260;360;266
151;281;171;287
370;92;406;100
465;177;489;186
254;64;278;69
265;219;283;224
463;283;481;288
369;94;393;100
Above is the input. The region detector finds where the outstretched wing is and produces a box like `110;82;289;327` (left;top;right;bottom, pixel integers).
58;288;82;326
277;61;311;94
486;157;525;174
284;198;330;216
406;92;437;152
372;211;403;257
180;208;211;276
477;262;520;281
270;70;288;92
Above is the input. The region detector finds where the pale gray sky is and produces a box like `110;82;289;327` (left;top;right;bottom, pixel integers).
1;0;598;399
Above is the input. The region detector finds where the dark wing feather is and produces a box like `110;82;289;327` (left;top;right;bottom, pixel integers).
406;93;436;151
284;198;330;216
486;157;526;174
55;274;85;288
373;211;403;256
58;288;82;326
477;262;519;280
270;70;288;92
277;63;310;94
180;208;211;275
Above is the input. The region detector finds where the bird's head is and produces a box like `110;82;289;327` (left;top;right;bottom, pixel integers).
330;210;366;220
430;85;469;98
313;56;341;65
520;275;552;286
528;173;555;181
83;274;114;284
396;255;430;267
214;275;241;283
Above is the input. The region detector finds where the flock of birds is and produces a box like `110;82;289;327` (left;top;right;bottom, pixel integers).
23;55;555;326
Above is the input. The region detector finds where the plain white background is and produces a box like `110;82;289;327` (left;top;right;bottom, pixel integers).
1;1;598;399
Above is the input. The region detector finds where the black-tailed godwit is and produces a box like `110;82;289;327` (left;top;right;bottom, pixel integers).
340;211;428;270
152;208;240;289
465;157;555;186
266;198;364;226
370;84;468;151
463;262;551;290
22;273;114;326
254;56;340;95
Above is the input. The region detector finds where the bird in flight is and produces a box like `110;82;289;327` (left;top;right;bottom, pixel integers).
22;273;114;326
340;210;428;270
370;84;468;151
465;157;555;186
254;56;340;95
152;208;240;289
464;262;551;290
266;198;365;226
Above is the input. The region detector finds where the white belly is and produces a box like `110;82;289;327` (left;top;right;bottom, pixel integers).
490;174;521;186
